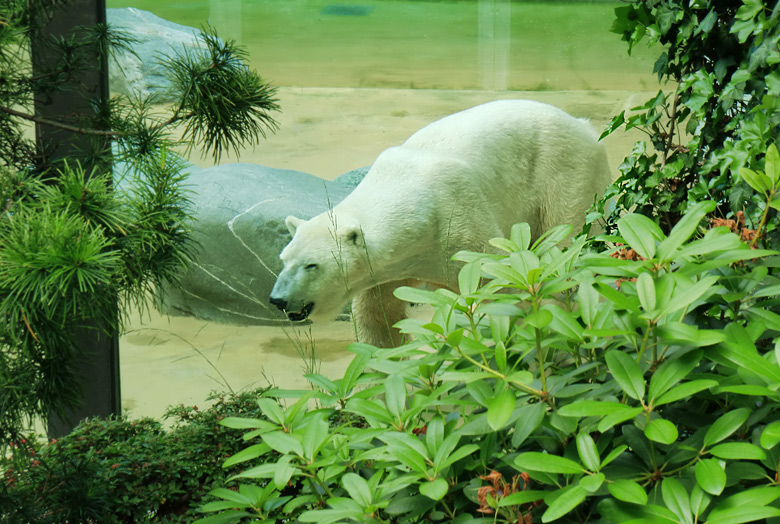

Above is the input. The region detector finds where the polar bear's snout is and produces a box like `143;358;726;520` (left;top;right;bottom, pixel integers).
269;275;316;321
269;296;288;311
269;293;315;321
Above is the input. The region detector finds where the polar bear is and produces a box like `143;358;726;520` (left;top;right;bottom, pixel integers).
269;100;611;348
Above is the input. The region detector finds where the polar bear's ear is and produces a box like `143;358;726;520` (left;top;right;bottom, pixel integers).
342;226;364;248
285;216;304;236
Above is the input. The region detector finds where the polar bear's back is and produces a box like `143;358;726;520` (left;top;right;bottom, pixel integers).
343;99;610;249
359;99;609;202
403;99;600;159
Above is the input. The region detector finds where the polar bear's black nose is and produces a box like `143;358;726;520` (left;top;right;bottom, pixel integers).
269;296;287;311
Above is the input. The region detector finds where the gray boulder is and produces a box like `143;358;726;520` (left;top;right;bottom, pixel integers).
333;166;369;188
161;163;360;325
106;8;209;102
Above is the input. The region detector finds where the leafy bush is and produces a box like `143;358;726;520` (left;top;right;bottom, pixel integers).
196;198;780;523
0;388;272;524
0;0;280;446
597;0;779;248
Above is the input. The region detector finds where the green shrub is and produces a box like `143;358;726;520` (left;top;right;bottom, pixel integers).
597;0;779;248
0;388;272;524
196;200;780;523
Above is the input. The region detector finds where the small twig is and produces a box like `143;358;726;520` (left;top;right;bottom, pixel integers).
148;110;196;132
660;86;681;169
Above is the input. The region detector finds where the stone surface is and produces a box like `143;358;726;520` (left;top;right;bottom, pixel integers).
333;166;369;188
161;163;357;325
106;8;209;101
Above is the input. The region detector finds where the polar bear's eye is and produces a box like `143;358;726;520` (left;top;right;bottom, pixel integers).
304;263;319;270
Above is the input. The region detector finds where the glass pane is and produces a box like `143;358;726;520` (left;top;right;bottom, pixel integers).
106;0;659;417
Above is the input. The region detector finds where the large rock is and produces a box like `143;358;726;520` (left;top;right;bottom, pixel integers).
106;8;210;101
161;163;365;325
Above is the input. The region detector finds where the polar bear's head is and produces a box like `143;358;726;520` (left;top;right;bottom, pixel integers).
269;214;369;322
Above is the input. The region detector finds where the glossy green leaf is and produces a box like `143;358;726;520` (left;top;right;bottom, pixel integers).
708;442;766;460
208;487;253;506
656;200;716;261
342;473;372;507
219;417;277;431
703;408;751;447
543;304;585;341
597;406;644;433
385;374;406;419
393;285;454;306
740;167;771;194
542;484;587;522
261;431;303;456
599;499;680;523
425;415;444;457
661;478;692;524
487;389;516;430
766;143;780;184
657;275;719;318
760;421;780;449
273;454;295;490
483;262;527;285
690;484;712;518
515;452;585;474
654;379;717;406
256;398;285;426
606;350;645;401
498;490;547;507
512;402;546;447
558;400;634;417
648;350;701;400
301;414;329;461
715;384;778;397
708;486;780;517
386;442;428;475
436;443;479;471
525;309;553;329
230;463;276;480
608;479;648;505
489;237;519;253
695;458;726;495
576;432;601;472
510;250;540;276
458;260;482;295
222;443;271;468
645;418;678;444
510;222;532;250
617;213;663;259
656;322;725;346
577;281;599;326
419;477;448;501
579;473;605;492
706;507;780;524
600;445;628;469
341;352;370;394
345;398;393;426
305;373;339;395
636;272;656;313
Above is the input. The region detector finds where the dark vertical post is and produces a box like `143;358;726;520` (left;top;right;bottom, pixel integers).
31;0;121;437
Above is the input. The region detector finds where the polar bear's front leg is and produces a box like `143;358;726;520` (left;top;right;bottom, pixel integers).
351;279;414;348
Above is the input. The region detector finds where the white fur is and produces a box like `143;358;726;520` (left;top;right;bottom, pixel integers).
270;100;611;347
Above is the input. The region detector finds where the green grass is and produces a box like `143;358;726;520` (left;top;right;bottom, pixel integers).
106;0;658;91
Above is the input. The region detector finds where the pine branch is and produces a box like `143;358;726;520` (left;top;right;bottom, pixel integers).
0;105;122;137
